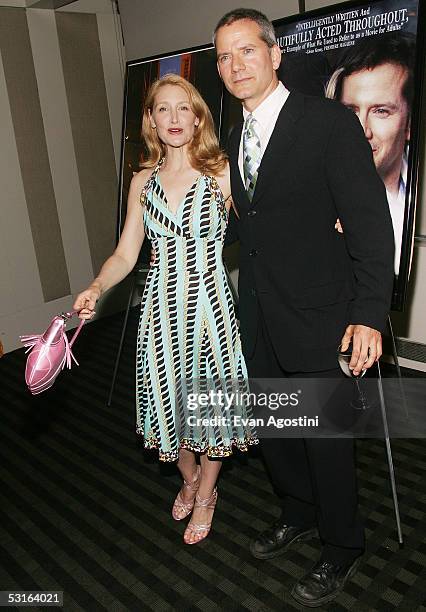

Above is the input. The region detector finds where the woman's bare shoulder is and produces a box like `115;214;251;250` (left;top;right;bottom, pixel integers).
131;167;153;190
127;168;155;211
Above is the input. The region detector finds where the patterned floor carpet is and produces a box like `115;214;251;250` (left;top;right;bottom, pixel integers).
1;308;425;611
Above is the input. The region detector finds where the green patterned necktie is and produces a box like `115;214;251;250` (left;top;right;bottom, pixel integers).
243;114;261;201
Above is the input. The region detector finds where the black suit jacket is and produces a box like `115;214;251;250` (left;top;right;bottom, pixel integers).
226;90;394;372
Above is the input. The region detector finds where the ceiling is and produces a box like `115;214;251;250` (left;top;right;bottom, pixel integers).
0;0;114;11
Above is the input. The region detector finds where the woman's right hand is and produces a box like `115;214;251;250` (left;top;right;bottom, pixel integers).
73;285;101;320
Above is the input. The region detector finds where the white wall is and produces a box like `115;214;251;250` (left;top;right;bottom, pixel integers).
118;0;300;61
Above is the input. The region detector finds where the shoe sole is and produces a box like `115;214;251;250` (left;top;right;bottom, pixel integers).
172;513;191;521
250;528;318;560
290;556;362;608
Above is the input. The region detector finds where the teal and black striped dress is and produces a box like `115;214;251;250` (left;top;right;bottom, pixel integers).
136;160;258;461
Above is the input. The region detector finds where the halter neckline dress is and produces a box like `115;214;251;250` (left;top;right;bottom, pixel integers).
136;159;258;461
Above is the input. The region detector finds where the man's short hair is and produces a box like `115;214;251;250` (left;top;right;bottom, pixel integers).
326;33;415;111
213;8;277;48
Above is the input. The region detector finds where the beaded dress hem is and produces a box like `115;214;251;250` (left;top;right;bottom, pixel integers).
137;429;259;462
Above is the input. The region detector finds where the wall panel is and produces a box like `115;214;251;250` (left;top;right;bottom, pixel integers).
56;12;117;277
27;8;94;293
0;7;70;301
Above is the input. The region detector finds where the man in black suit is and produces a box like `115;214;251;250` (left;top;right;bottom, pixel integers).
214;8;394;607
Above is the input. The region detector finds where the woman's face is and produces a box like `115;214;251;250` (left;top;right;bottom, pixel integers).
150;84;199;149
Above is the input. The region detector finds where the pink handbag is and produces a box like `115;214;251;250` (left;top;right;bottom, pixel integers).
20;310;84;394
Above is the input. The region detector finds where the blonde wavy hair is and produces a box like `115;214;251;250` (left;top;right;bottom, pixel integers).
140;73;227;175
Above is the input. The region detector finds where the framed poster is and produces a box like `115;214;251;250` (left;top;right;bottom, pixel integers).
220;0;425;310
273;0;425;311
118;44;224;261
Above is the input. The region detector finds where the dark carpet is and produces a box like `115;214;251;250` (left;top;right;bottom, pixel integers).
1;308;426;611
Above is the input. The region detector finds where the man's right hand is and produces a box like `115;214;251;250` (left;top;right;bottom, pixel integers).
340;324;382;376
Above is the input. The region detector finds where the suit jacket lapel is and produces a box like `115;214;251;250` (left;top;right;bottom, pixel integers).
251;90;305;207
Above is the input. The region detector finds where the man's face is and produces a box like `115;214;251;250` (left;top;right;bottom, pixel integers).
340;63;410;182
215;19;281;111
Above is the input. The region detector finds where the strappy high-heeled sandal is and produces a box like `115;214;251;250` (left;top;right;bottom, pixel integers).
183;488;218;544
172;465;201;521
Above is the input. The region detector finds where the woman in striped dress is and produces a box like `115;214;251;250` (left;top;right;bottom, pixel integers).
74;74;257;545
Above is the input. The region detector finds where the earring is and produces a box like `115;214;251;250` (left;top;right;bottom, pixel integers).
151;125;157;129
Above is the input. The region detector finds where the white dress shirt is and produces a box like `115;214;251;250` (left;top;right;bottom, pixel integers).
238;81;290;183
386;153;407;275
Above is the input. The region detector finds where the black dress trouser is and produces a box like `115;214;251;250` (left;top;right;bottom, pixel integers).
245;308;365;565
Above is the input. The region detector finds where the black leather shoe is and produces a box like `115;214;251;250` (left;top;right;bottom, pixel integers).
291;556;362;607
250;521;317;560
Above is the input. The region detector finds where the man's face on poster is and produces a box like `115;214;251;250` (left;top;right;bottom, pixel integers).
340;63;410;183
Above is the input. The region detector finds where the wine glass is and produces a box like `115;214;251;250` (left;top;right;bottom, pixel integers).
337;343;369;410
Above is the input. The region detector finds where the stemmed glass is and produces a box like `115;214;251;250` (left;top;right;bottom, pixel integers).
337;343;369;410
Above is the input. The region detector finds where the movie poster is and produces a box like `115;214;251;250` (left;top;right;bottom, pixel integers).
272;0;424;310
